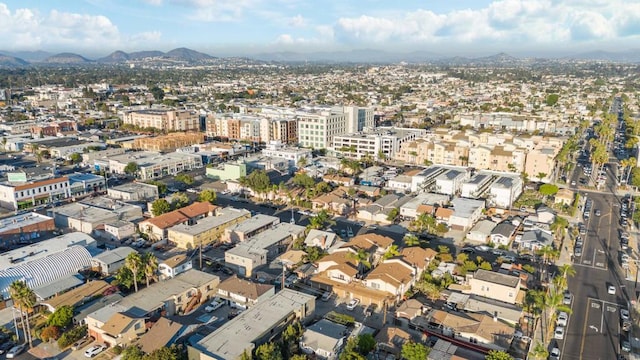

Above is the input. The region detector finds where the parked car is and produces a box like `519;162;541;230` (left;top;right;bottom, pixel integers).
549;346;561;360
621;308;630;321
321;292;332;302
204;298;224;312
554;326;565;339
0;342;15;354
72;337;92;351
346;298;360;311
563;291;572;305
365;304;377;317
84;344;107;358
6;344;26;359
557;312;568;327
574;246;583;257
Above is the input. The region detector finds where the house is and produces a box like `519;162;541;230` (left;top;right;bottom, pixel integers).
39;280;112;313
535;205;556;224
554;188;574;206
137;317;187;354
322;174;355;187
96;312;147;347
427;309;515;351
519;229;554;251
335;233;394;263
488;175;523;209
395;299;425;329
364;260;416;298
434;169;469;196
305;229;338;250
316;252;360;285
158;254;193;280
399;246;437;275
375;326;412;357
399;193;449;220
277;250;307;269
91;247;138;276
448;198;485;231
489;222;516;246
190;289;316;360
467;220;497;243
103;220;136;241
138;202;218;241
299;319;348;360
356;194;408;224
467;269;521;305
312;193;352;215
216;276;275;309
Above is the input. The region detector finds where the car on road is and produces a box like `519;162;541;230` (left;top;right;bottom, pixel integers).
321;291;332;302
0;342;15;355
608;285;617;295
460;247;475;254
549;346;561;360
5;344;26;359
72;337;92;351
474;245;490;252
563;291;572;305
621;308;630;321
346;298;360;311
554;326;565;339
595;209;601;216
84;344;107;358
205;298;224;312
575;237;584;247
491;249;505;256
621;339;631;352
570;180;576;186
501;255;516;263
557;312;568;326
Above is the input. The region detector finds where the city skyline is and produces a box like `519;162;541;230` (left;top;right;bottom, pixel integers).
0;0;639;57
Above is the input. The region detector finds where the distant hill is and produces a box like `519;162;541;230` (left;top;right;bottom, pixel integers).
0;54;29;68
571;49;640;63
165;47;214;61
128;50;165;60
98;50;130;63
0;50;51;62
43;52;91;64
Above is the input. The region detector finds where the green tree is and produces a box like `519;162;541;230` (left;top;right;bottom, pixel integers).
404;234;421;247
145;180;168;195
170;192;189;209
114;266;135;290
386;207;400;222
303;246;325;262
151;199;171;216
69;152;82;164
144;253;158;287
125;252;143;293
315;181;332;194
538;183;559;197
122;345;145;360
528;342;549;360
307;210;334;230
414;281;441;301
383;244;400;259
357;333;376;354
240;170;272;194
401;341;430;360
349;248;372;271
255;342;283;360
47;305;74;328
485;350;514;360
198;189;217;204
293;173;316;189
175;173;194;185
150;86;165;101
297;157;308;168
124;162;139;176
339;337;365;360
545;94;559;106
9;280;35;346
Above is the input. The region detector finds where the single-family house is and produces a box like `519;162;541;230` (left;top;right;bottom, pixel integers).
554;188;574;206
96;312;147;347
467;269;521;305
448;198;485;231
467;220;497;243
158;254;193;280
299;319;348;360
426;309;515;351
490;222;516;246
138;202;218;241
364;260;416;298
91;247;137;276
305;229;338;250
536;205;556;224
137;317;188;354
216;276;275;309
375;326;413;357
520;229;554;251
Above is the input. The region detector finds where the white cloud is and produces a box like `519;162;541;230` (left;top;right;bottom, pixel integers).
329;0;640;47
142;0;163;5
287;14;307;27
0;2;161;51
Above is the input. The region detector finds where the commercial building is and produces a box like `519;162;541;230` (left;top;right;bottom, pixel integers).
189;289;316;360
297;107;348;149
50;198;143;234
132;133;205;152
108;151;203;180
0;176;71;210
261;141;312;167
332;127;424;160
122;109;200;132
68;173;106;197
205;161;247;181
0;212;55;239
107;182;159;202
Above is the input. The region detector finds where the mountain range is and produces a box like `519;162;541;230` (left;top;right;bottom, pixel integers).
2;47;640;67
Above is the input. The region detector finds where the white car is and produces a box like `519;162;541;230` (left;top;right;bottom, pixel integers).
84;344;107;358
608;285;617;295
557;312;568;327
554;326;565;339
205;298;224;312
5;344;26;359
474;245;490;252
346;298;360;311
549;346;561;360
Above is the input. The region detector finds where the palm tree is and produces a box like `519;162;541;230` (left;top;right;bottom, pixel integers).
558;264;576;279
403;234;420;247
144;253;158;287
348;248;372;273
9;280;35;347
125;252;143;292
529;342;549;360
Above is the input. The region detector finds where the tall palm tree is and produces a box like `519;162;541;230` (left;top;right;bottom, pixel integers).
9;280;35;347
348;248;372;273
144;253;159;287
125;252;143;292
558;264;576;279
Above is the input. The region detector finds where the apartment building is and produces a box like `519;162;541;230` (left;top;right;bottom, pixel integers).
0;176;70;210
122;109;200;132
525;143;560;183
297;108;348;149
261;141;312;167
132;133;205;152
332;127;424;160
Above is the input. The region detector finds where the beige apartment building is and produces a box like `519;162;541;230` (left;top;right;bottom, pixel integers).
122;109;200;132
132;132;205;152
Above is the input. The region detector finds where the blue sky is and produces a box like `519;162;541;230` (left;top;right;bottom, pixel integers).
0;0;639;57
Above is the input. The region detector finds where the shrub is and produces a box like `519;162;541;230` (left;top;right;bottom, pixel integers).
112;346;123;355
41;326;61;341
57;325;87;349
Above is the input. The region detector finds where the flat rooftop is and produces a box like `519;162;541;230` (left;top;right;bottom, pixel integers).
0;212;53;235
109;151;201;167
108;182;158;194
0;232;96;270
195;289;315;360
170;208;250;236
226;214;279;235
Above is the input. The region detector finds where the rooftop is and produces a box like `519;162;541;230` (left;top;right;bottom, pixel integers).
240;223;305;250
169;207;250;236
225;214;280;235
0;232;97;270
473;269;520;288
92;247;137;265
451;198;485;218
0;212;53;235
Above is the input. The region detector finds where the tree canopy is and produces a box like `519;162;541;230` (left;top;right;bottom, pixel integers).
47;305;74;328
401;342;431;360
198;189;217;204
240;170;271;193
485;350;514;360
124;162;139;175
151;199;171;216
539;183;559;196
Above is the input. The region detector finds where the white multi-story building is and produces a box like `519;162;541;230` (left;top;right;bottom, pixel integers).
297;108;348;149
108;151;203;180
335;106;375;133
434;169;470;196
332;127;425;160
0;177;71;210
261;141;312;167
488;176;523;209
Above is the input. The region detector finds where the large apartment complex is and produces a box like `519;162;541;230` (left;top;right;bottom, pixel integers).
122;109;201;132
